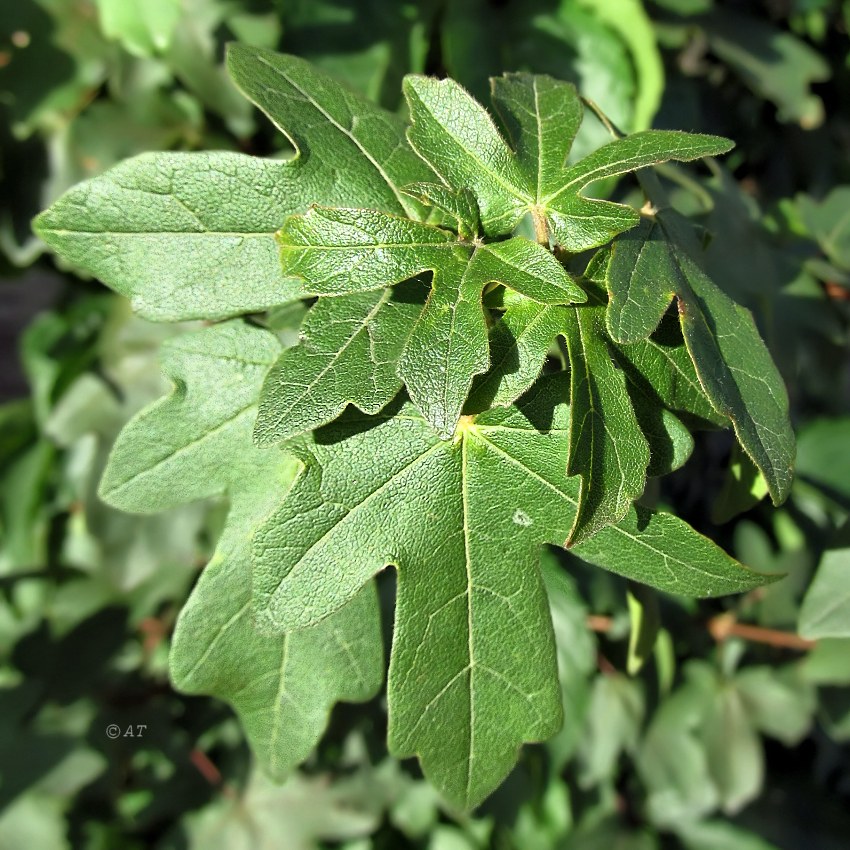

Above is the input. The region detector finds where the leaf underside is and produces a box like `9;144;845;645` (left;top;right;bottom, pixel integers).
99;321;384;778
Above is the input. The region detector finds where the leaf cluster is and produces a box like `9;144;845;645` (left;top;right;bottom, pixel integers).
28;42;804;809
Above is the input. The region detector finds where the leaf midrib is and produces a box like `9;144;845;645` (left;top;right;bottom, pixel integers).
37;228;273;238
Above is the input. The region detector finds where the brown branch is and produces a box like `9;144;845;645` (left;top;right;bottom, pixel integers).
586;612;815;651
587;614;614;633
707;613;816;651
189;748;237;799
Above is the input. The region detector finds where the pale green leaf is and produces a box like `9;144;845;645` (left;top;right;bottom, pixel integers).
99;321;282;510
96;0;181;57
575;0;664;130
186;765;392;850
638;674;719;827
98;320;383;777
797;187;850;271
799;524;850;639
626;584;660;676
735;666;815;746
704;9;830;128
711;443;770;525
801;639;850;686
795;417;850;507
677;820;782;850
35;47;432;321
698;673;763;814
578;674;644;786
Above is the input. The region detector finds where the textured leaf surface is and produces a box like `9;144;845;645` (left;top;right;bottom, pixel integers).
34;153;307;322
99;320;383;776
563;304;650;543
252;376;772;807
254;283;426;445
34;46;432;321
607;182;795;504
278;205;583;436
405;73;732;248
172;469;383;780
228;46;432;220
605;218;678;344
472;285;707;536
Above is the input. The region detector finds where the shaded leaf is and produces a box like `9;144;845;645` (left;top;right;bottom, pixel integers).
704;9;830;128
563;304;650;543
608;176;795;505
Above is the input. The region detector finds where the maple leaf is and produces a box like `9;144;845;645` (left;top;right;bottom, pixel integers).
604;172;796;504
469;251;741;542
99;320;383;777
31;47;797;813
273;205;585;437
252;375;772;808
403;72;734;249
33;46;432;321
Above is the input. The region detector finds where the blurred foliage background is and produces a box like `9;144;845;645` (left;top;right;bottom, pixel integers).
1;1;850;848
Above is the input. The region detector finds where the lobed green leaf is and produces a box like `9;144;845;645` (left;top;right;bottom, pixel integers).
252;376;774;807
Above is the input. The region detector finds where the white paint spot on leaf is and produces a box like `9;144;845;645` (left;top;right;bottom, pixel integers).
512;509;533;527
